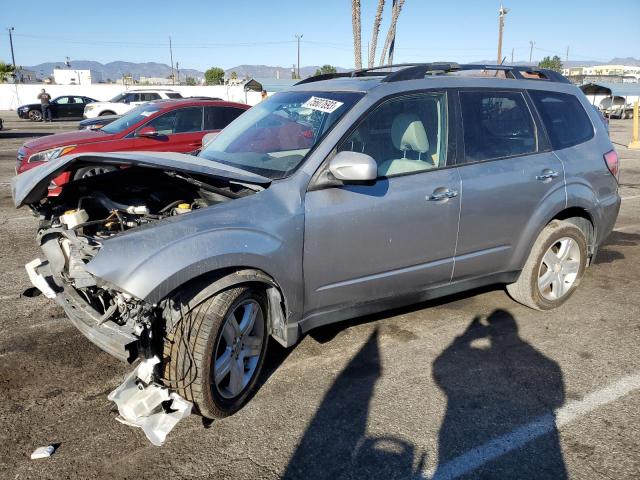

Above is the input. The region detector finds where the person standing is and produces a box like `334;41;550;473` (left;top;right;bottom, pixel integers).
37;89;52;122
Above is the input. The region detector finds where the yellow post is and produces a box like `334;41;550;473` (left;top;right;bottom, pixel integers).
629;100;640;149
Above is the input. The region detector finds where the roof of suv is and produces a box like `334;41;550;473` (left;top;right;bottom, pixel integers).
289;63;575;94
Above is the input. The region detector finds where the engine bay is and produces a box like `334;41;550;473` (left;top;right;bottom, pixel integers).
36;166;255;238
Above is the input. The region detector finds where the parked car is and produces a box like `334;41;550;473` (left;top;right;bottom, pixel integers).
78;114;121;130
599;96;634;119
17;95;98;121
83;89;183;118
13;63;620;420
16;99;249;180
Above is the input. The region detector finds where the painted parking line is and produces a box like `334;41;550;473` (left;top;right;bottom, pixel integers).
423;372;640;480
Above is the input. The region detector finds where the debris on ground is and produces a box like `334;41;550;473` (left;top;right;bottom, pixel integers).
31;445;55;459
108;356;192;446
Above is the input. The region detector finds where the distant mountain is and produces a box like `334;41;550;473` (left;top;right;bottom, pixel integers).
26;57;640;82
25;60;205;81
224;64;350;79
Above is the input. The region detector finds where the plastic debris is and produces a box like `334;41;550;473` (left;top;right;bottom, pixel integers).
108;356;192;446
31;445;55;459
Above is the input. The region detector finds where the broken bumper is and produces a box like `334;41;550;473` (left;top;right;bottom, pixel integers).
26;259;139;363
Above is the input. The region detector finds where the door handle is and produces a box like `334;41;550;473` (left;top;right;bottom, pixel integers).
536;170;559;181
428;188;458;201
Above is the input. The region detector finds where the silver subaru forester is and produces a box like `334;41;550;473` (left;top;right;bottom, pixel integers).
13;63;620;419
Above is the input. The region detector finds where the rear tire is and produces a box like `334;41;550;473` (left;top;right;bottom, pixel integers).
162;285;269;419
99;110;115;116
506;220;588;311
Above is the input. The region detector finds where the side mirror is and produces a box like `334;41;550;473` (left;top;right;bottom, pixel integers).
329;151;377;182
137;126;158;138
201;131;220;148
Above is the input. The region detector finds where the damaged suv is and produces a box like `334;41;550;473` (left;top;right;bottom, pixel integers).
14;63;620;420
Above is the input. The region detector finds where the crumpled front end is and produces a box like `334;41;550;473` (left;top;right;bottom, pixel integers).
27;228;152;363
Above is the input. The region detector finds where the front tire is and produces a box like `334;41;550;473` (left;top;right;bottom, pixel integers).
28;109;42;121
99;110;115;116
507;220;588;310
162;286;269;419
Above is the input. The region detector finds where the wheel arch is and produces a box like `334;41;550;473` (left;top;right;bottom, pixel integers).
550;207;596;255
162;267;297;348
511;204;596;274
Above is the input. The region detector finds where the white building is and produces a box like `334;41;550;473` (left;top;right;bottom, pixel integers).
53;68;102;85
563;64;640;78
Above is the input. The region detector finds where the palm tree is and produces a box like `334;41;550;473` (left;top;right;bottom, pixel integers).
368;0;386;68
379;0;406;66
0;62;15;83
351;0;362;70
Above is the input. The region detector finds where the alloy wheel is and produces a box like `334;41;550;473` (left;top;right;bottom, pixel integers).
212;299;264;399
537;237;581;301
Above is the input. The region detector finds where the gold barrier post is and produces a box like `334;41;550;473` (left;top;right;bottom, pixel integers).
629;100;640;150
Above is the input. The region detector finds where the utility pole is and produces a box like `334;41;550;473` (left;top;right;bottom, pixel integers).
294;34;303;79
565;45;570;64
497;4;509;65
169;36;175;86
176;61;180;85
529;40;535;63
7;27;16;69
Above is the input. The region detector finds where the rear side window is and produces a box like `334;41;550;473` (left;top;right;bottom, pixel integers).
166;92;183;99
204;106;245;130
141;92;161;101
529;91;594;149
460;90;537;163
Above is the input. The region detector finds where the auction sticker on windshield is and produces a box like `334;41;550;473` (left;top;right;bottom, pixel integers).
302;96;344;113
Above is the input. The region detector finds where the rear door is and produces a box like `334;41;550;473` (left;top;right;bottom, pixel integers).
132;106;204;152
303;91;461;318
452;89;565;280
52;96;72;118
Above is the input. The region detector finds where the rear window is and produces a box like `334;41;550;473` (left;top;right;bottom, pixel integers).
529;91;594;149
166;93;183;99
460;90;537;163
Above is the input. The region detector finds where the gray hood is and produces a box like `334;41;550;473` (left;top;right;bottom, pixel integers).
12;151;271;208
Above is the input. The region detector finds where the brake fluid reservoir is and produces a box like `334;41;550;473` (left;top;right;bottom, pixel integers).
175;203;192;215
60;209;89;229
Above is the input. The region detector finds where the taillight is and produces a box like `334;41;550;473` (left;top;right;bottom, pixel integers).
604;150;619;181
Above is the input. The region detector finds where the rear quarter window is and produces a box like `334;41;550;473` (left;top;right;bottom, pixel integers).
529;91;594;149
166;93;183;99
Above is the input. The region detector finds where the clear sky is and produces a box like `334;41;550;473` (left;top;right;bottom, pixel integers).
3;0;639;71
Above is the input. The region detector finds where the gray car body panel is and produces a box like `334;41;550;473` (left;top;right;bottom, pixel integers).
15;73;620;349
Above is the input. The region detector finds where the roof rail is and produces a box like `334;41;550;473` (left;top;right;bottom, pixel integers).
295;63;570;86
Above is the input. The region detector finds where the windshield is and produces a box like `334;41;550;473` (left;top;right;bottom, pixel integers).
198;91;364;179
100;104;162;134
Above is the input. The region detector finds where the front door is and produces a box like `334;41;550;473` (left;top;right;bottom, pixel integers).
132;106;205;153
303;92;460;319
452;89;565;280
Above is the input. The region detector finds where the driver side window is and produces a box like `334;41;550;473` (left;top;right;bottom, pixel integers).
338;93;448;177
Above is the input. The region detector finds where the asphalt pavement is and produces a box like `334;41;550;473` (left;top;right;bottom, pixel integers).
0;111;638;479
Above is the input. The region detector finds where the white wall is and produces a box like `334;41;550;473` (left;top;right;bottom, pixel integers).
0;84;263;110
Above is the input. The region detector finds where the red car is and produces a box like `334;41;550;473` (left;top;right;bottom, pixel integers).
16;99;250;181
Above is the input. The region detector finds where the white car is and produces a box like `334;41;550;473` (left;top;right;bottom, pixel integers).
83;89;183;118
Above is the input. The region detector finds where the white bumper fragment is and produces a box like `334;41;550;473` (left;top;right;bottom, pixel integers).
25;258;57;299
108;356;192;446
